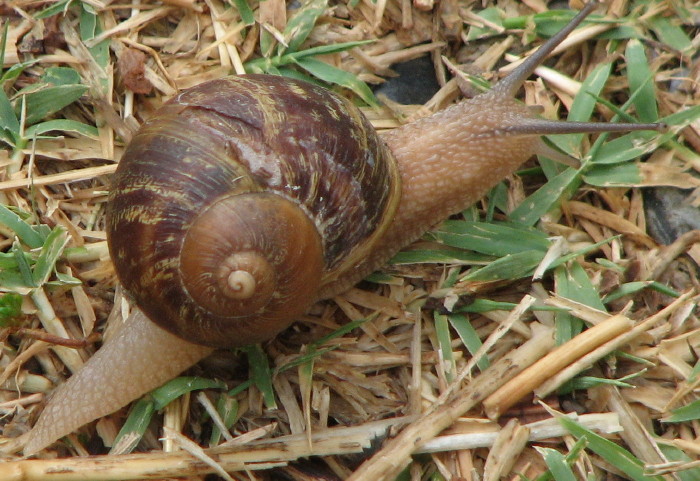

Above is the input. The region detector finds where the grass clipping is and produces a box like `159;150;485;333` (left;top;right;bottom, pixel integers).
1;0;700;480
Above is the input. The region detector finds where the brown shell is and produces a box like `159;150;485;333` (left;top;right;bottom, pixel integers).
106;74;401;348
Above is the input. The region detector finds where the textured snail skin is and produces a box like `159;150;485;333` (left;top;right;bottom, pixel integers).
24;3;662;455
23;309;213;456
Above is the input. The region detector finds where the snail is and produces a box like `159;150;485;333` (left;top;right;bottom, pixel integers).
24;2;663;455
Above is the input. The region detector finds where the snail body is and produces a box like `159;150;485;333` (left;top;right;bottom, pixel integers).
24;3;662;455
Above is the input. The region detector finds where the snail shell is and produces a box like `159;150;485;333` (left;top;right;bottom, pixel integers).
106;75;401;347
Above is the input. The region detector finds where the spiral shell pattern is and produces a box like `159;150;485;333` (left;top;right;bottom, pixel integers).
106;74;400;347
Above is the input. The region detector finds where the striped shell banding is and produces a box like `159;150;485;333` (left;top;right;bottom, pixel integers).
106;74;401;348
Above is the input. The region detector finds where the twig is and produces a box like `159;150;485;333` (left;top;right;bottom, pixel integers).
0;418;411;481
345;323;556;481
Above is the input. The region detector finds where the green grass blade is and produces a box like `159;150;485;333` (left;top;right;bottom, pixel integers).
11;239;35;288
277;317;368;372
508;168;580;226
278;346;337;373
559;416;665;481
434;313;456;382
485;182;508;220
0;293;23;326
0;21;7;69
461;250;544;282
458;299;516;313
242;345;277;409
25;119;99;139
231;0;255;25
297;348;314;433
464;7;503;41
663;399;700;423
390;249;492;265
529;9;588;36
585;131;659;165
79;3;110;72
282;0;329;54
288;40;375;59
582;162;641;187
274;66;323;84
660;104;700;127
657;443;700;481
448;314;489;370
245;40;373;73
547;62;612;155
0;270;30;293
548;237;619;273
35;0;74;19
50;271;81;287
0;251;22;269
109;397;156;454
1;59;39;85
20;85;88;126
259;28;275;59
32;227;69;287
150;376;226;410
295;58;378;106
0;85;20;141
603;281;679;303
535;447;577;481
647;15;693;53
0;204;46;248
41;66;82;85
625;40;658;123
534;437;589;481
364;272;402;285
310;317;368;347
689;358;700;383
209;395;238;446
553;265;582;344
434;220;550;256
558;261;606;311
564;375;635;391
227;379;253;397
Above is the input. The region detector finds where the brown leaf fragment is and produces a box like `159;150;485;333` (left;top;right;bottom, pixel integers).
640;162;700;189
566;200;656;248
42;16;66;53
482;418;530;481
258;0;287;34
605;387;669;467
118;48;153;95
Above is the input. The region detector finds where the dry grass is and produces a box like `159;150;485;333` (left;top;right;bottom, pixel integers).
1;0;700;480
